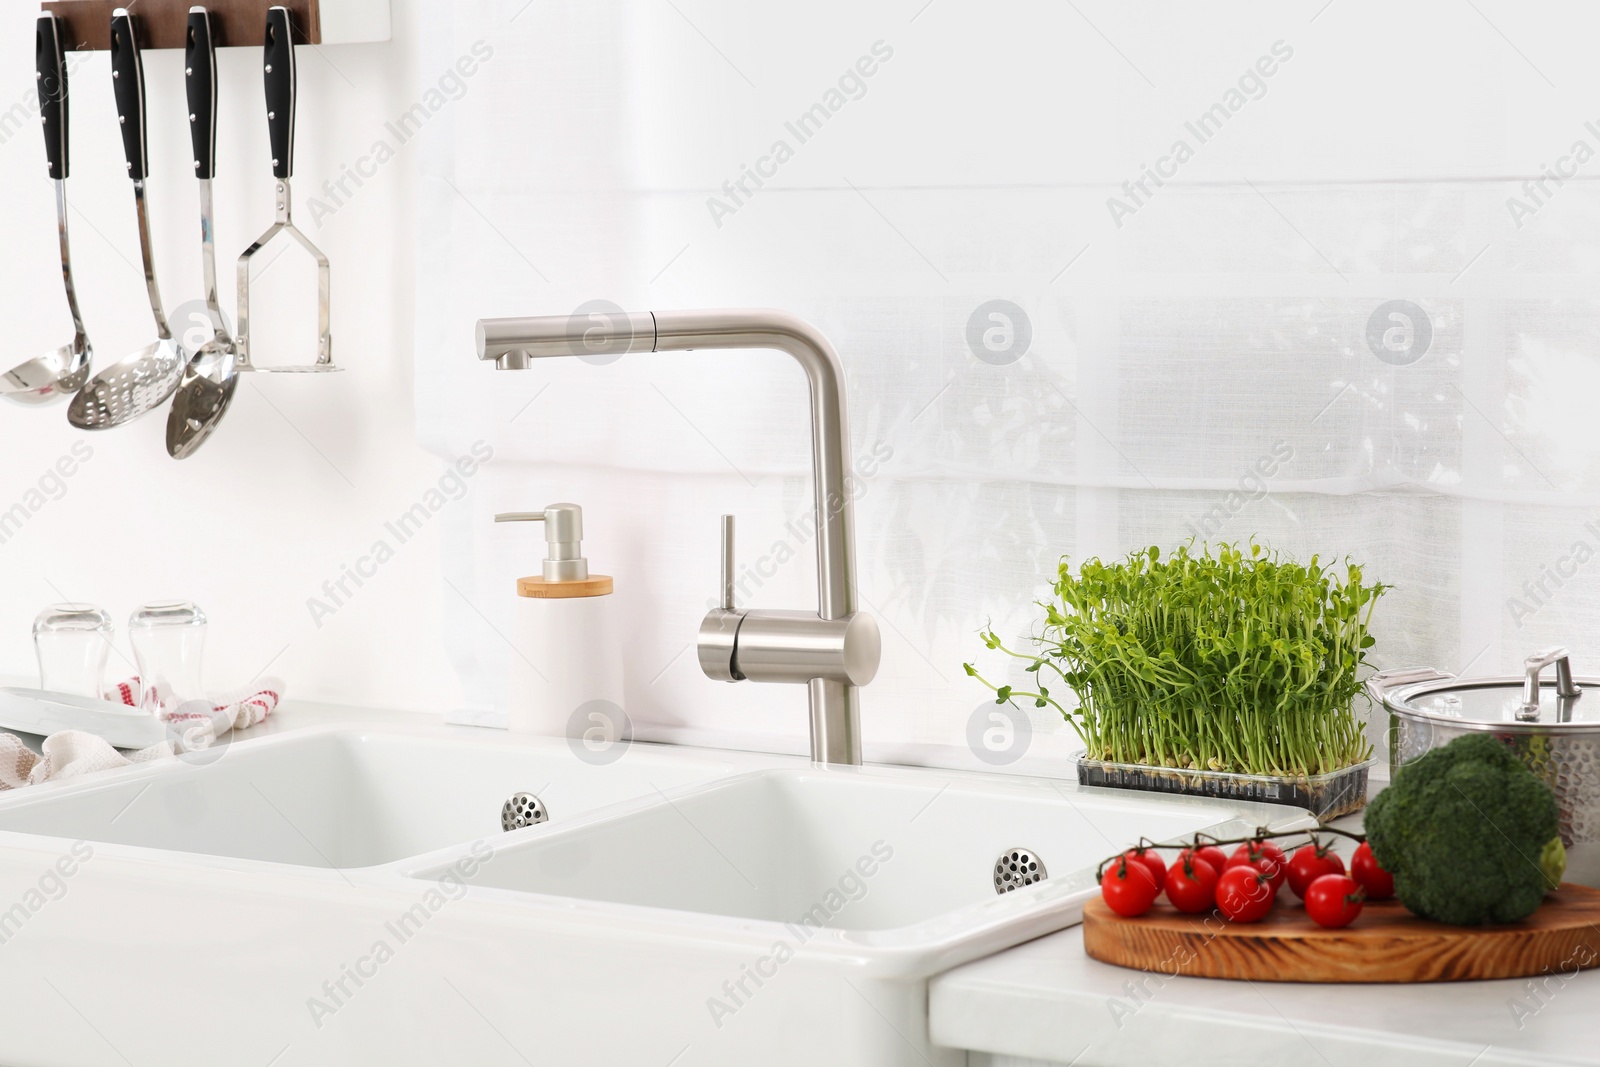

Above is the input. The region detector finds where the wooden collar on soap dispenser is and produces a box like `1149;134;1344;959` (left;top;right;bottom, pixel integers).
516;575;613;599
498;504;614;599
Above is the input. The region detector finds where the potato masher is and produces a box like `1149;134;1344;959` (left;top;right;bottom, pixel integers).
235;6;335;373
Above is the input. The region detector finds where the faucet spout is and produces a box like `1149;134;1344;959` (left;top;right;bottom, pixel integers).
477;308;873;765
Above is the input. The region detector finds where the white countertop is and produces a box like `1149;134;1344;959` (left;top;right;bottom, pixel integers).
169;706;1600;1067
930;763;1600;1067
230;696;438;738
931;887;1597;1067
18;693;1595;1065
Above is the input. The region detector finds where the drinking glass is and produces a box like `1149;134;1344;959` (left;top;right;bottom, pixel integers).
32;604;114;698
128;601;208;714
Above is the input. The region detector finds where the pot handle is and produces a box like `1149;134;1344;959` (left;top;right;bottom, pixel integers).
1518;647;1582;722
1366;666;1454;708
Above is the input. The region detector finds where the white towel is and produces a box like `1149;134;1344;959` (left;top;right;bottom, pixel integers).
0;731;170;791
0;678;285;791
130;676;284;748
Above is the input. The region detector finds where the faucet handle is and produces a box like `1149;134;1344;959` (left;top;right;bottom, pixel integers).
720;514;736;611
699;514;744;683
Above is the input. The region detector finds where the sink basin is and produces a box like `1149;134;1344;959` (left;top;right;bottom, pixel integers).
0;723;781;869
0;723;1314;1067
377;764;1311;1065
417;763;1298;952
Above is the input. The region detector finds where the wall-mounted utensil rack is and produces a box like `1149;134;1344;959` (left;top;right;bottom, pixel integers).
39;0;390;49
42;1;317;48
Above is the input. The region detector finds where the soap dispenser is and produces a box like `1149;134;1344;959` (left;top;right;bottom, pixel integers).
496;504;624;736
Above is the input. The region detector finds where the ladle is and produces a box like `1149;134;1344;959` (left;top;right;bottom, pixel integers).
1;14;92;406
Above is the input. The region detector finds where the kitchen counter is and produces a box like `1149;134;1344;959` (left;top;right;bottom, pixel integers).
20;696;1594;1065
931;891;1597;1067
228;696;437;738
0;685;442;755
931;763;1600;1067
181;709;1600;1067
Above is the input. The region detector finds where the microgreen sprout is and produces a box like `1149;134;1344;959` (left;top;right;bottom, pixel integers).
965;541;1388;778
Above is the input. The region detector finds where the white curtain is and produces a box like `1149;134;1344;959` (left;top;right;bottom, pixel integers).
413;0;1600;769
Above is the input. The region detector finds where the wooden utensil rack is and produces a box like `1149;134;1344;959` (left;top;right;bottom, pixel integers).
40;0;320;49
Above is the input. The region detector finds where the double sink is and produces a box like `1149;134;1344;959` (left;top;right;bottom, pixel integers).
0;721;1311;1066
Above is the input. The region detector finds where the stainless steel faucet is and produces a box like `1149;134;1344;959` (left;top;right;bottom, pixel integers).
476;308;880;765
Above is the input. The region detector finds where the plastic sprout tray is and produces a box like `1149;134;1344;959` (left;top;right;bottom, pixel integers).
1075;755;1372;820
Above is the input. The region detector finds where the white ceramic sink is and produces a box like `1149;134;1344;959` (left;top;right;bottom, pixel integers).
0;720;1315;1067
376;764;1311;1065
414;764;1296;955
0;723;780;869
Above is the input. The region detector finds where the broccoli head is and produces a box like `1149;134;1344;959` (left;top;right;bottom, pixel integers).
1364;732;1562;925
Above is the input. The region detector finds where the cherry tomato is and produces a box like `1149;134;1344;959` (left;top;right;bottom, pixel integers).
1304;873;1365;928
1164;856;1219;914
1350;842;1395;900
1100;855;1160;917
1180;844;1229;878
1287;841;1346;900
1121;847;1166;893
1227;839;1288;892
1215;864;1277;923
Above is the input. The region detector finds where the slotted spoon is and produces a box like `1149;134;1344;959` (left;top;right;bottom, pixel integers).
68;9;189;430
167;7;239;458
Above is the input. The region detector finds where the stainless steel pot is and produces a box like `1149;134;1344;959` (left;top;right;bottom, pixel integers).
1367;647;1600;887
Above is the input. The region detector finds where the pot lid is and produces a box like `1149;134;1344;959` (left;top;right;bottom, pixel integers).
1371;648;1600;731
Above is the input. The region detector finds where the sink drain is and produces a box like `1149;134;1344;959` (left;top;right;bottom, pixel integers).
993;847;1047;894
501;792;550;831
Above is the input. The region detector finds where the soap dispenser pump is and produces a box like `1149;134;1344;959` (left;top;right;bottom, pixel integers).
497;504;624;736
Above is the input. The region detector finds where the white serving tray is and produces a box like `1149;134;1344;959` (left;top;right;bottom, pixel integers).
0;688;166;750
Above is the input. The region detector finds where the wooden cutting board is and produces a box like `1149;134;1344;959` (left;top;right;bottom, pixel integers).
1082;884;1600;983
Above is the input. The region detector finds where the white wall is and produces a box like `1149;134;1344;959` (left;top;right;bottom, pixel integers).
5;1;1600;775
0;2;463;710
414;0;1600;770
